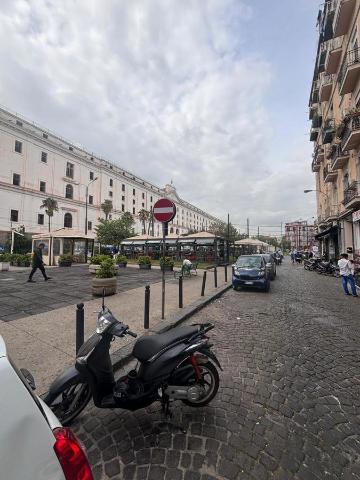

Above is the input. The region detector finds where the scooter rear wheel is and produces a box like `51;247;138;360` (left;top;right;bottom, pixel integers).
182;361;219;408
47;381;92;426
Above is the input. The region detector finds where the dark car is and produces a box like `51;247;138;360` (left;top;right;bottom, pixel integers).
263;253;276;280
232;255;271;292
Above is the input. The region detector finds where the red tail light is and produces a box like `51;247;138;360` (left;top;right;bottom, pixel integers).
53;427;93;480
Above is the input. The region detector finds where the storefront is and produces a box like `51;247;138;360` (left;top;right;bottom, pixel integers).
314;225;339;260
353;209;360;269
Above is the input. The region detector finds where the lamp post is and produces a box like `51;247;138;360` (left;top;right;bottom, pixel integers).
84;177;98;261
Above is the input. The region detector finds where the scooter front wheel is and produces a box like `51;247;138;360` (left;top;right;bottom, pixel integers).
47;381;92;426
182;361;219;408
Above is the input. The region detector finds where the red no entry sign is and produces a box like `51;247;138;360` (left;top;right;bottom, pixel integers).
153;198;176;223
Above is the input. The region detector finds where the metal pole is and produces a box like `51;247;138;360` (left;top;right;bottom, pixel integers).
224;264;228;282
201;271;207;296
85;185;88;263
214;266;218;288
179;276;183;308
76;303;84;354
144;285;150;329
247;218;250;238
10;229;14;254
161;222;166;319
227;213;230;264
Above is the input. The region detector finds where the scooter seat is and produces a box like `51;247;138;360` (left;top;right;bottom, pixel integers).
133;326;200;362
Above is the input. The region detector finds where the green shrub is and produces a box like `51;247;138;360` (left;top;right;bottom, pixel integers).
96;258;116;278
160;256;174;267
115;254;127;265
58;254;74;265
0;253;11;262
138;255;151;266
90;254;110;265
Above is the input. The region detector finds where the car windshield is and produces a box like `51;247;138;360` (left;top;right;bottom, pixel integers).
236;256;262;269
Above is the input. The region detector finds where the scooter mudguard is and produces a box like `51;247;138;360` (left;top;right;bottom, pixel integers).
42;366;83;404
199;346;223;371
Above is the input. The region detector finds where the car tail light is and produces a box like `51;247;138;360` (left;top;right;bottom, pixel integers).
53;427;93;480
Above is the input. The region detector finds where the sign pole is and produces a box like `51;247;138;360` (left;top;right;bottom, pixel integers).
161;222;167;319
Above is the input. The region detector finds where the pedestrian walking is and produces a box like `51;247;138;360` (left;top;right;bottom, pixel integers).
338;253;358;297
290;248;297;264
27;243;51;283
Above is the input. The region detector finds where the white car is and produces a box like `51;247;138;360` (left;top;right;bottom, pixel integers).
0;335;93;480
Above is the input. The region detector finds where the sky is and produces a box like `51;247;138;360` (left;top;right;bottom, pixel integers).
0;0;320;237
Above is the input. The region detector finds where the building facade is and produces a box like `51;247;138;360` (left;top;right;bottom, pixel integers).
284;221;316;250
0;107;220;245
309;0;360;264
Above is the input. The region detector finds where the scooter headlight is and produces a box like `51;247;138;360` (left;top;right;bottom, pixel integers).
96;315;112;334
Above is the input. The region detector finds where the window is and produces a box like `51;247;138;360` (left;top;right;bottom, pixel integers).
110;179;113;187
122;195;125;201
15;140;22;153
133;199;136;205
43;133;48;139
69;146;73;151
109;191;113;197
90;171;94;180
142;203;145;208
133;188;135;195
122;204;125;212
65;184;73;199
41;152;47;163
122;184;125;192
10;209;18;222
64;213;72;228
38;214;44;225
66;162;74;178
40;181;46;193
89;195;93;205
150;196;153;202
87;221;92;231
16;120;23;127
142;193;145;199
133;207;135;214
12;173;20;186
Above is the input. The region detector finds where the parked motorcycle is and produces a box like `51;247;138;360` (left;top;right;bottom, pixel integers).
44;300;221;425
304;257;322;271
316;260;340;277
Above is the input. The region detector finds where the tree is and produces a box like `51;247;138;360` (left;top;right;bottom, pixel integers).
209;220;239;241
138;209;150;235
40;197;59;232
101;200;113;220
95;214;135;249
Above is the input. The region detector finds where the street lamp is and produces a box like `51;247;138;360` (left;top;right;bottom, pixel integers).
84;177;98;262
304;189;329;199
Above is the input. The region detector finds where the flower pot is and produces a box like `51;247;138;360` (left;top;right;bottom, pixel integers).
92;277;117;296
161;265;173;271
139;264;151;270
117;263;127;268
0;262;10;271
90;264;119;274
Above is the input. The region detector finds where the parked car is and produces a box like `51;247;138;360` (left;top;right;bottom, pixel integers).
232;255;271;292
263;253;276;280
0;335;93;480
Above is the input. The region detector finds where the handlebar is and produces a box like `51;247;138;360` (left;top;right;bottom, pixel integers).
126;330;137;338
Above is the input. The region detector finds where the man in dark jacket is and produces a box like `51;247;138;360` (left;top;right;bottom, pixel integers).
27;243;51;282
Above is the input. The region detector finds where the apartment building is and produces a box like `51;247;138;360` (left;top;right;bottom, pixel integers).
284;221;316;251
309;0;360;263
0;106;220;244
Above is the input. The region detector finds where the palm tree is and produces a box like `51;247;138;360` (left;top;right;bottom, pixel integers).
40;197;59;232
138;209;150;235
101;200;113;220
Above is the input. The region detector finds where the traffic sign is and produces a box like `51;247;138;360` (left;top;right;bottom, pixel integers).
153;198;176;223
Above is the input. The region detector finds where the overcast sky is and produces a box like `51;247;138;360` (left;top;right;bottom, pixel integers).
0;0;319;236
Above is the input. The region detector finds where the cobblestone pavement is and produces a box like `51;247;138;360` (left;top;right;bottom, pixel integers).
0;266;174;321
72;260;360;479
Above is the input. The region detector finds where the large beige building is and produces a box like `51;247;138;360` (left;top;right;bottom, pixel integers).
310;0;360;263
0;106;220;245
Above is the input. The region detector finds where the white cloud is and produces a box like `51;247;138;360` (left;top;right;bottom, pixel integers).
0;0;311;231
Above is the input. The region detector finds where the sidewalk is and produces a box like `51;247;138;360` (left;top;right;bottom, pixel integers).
0;266;230;394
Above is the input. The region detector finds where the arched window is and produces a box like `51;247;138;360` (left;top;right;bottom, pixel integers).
65;184;73;199
64;213;72;228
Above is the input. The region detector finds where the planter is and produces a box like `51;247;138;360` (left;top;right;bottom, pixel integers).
161;265;173;271
89;264;119;274
139;264;151;270
92;277;117;296
117;263;127;268
59;262;72;267
0;262;10;272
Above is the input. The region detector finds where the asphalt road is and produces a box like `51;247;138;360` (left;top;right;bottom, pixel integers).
72;259;360;479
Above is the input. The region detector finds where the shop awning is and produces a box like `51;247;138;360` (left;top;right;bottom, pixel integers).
315;225;338;239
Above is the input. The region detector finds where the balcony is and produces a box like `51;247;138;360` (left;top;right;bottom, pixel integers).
333;0;356;38
325;205;339;220
318;50;327;74
341;115;360;150
325;37;343;74
330;144;350;169
312;113;323;128
324;163;338;182
319;74;334;102
322;119;335;144
310;128;319;142
338;47;360;95
343;181;360;207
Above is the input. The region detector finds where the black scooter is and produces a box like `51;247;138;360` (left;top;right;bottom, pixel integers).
44;301;221;425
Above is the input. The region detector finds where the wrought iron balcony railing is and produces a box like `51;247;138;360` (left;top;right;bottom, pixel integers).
338;47;360;87
343;181;360;205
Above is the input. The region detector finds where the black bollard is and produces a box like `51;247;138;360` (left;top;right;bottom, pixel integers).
224;264;228;283
76;303;84;354
214;267;218;288
232;265;235;278
144;285;150;329
179;276;183;308
201;271;207;296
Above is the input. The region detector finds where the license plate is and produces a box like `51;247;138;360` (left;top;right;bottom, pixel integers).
245;281;253;285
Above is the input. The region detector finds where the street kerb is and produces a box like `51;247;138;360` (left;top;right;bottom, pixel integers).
110;282;232;370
